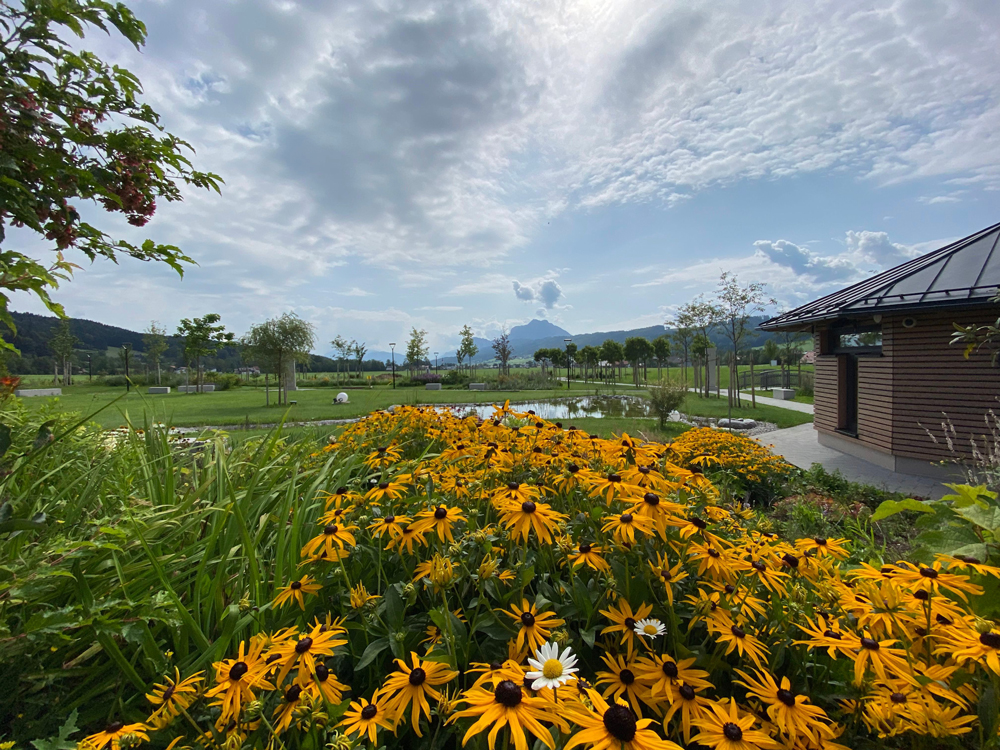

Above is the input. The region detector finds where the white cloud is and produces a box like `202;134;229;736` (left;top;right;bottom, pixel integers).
338;287;375;297
512;276;564;309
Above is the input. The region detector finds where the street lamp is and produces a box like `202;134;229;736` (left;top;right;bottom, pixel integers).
564;338;572;390
434;351;439;373
87;354;92;383
122;342;132;392
389;343;396;389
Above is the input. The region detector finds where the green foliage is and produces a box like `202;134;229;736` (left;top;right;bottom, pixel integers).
0;0;222;348
647;378;686;426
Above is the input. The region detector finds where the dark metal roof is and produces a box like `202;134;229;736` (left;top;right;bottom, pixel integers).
760;221;1000;331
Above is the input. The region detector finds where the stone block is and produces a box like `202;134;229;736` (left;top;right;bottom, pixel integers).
469;383;487;391
15;388;61;397
177;385;215;393
148;387;171;394
772;388;795;400
425;383;442;390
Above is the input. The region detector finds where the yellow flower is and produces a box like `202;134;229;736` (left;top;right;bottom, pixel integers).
273;575;322;610
377;652;459;736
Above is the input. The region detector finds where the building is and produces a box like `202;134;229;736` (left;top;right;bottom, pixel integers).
760;221;1000;478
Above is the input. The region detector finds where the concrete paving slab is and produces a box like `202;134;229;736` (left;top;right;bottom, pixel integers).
756;423;947;499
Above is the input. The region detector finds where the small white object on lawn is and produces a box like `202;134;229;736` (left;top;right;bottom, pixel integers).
335;392;349;404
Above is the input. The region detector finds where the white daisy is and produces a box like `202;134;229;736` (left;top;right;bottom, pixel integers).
525;641;579;691
634;618;666;638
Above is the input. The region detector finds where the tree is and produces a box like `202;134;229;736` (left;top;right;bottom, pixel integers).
492;326;513;376
623;336;653;385
670;314;694;385
48;319;76;385
599;339;624;382
177;314;234;393
0;1;222;350
652;335;671;379
714;271;775;410
353;341;368;380
330;335;349;383
143;322;168;385
458;325;478;376
242;313;315;405
533;347;551;374
678;297;722;397
580;345;600;382
760;338;780;366
565;342;578;381
405;327;428;375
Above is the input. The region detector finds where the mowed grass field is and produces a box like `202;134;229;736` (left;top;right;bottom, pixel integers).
15;381;609;429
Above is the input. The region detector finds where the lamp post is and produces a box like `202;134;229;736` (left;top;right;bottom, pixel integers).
389;343;396;389
564;338;572;390
122;343;132;392
87;354;92;382
435;351;439;373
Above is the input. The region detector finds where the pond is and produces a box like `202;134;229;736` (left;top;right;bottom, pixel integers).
449;395;655;421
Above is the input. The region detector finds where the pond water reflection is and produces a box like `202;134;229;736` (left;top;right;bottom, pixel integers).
452;395;654;421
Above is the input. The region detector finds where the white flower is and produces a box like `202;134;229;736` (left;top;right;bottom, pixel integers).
525;641;578;691
634;618;666;638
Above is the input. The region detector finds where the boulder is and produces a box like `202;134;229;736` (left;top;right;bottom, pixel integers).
718;418;756;429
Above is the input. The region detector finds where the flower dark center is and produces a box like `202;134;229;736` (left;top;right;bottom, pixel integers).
690;517;707;529
434;507;447;520
620;513;634;524
708;548;720;558
106;722;124;733
813;537;827;546
324;524;338;535
782;553;800;568
377;447;387;453
290;581;302;590
579;543;592;553
494;680;523;707
285;685;302;702
661;569;672;580
602;704;637;742
295;637;314;654
919;567;938;579
643;493;659;505
608;474;622;483
752;560;767;572
568;463;579;473
336;487;347;495
639;466;650;474
776;688;796;706
731;625;746;638
228;661;249;680
361;704;378;719
913;589;929;600
490;661;502;671
980;632;1000;649
823;630;841;639
619;669;635;685
724;584;735;595
378;482;389;489
521;612;536;626
507;482;520;490
860;637;879;650
521;501;537;513
408;667;427;686
723;722;743;741
384;515;396;524
315;663;329;682
662;661;679;678
624;617;636;629
679;684;696;700
890;692;907;704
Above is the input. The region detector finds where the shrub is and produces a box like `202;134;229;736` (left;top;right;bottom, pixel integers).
647;378;687;426
797;370;814;396
204;372;242;390
441;370;470;386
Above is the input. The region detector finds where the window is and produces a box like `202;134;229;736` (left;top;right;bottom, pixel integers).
830;325;882;354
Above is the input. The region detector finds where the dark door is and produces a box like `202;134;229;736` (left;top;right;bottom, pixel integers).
843;354;858;435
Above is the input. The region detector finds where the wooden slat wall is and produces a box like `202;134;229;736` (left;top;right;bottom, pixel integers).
813;329;839;434
887;310;1000;461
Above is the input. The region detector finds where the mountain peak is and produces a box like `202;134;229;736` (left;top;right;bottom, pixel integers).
508;319;571;341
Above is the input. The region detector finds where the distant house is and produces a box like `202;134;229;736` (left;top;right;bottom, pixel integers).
761;221;1000;478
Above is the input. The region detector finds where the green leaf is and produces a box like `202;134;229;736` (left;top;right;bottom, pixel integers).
580;626;596;648
31;709;79;750
385;583;405;629
954;504;1000;532
871;497;935;522
978;685;999;741
0;423;11;458
356;637;390;671
942;483;997;508
33;420;55;451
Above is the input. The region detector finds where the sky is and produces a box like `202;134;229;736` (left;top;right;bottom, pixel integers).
9;0;1000;355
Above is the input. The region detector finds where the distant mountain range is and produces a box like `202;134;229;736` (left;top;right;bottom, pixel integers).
9;311;781;373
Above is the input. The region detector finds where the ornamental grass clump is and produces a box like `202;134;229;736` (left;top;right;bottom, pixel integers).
1;401;998;749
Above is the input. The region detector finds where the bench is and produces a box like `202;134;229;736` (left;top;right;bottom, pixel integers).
771;388;795;400
15;388;61;397
148;387;171;394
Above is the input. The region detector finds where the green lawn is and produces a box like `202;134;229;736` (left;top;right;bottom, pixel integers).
680;395;813;429
16;381;608;429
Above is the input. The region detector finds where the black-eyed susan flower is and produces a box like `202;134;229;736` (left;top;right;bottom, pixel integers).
304;661;349;704
662;682;712;743
300;522;358;559
503;599;565;656
273;683;308;733
635;655;712;704
272;623;348;687
350;582;379;610
497;498;566;545
647;553;688;605
145;667;203;729
588;472;641;504
567;542;610;574
449;679;567;750
367;513;410;540
413;553;456;591
795;536;849;560
205;639;274;724
365;443;402;469
601;511;656;545
492;481;540;506
273;575;322;611
714;624;769;670
734;669;832;743
690;697;778;750
377;652;459;736
339;697;394;744
412;504;467;542
939;626;1000;676
386;523;428;554
563;689;681;750
364;479;406;504
596;653;653;717
80;722;150;750
600;600;653;652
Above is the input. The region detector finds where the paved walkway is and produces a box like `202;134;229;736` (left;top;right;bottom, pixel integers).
687;388;814;414
756;423;947;499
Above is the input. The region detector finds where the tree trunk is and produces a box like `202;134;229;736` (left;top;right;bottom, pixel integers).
156;362;161;385
265;372;269;406
750;356;756;408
